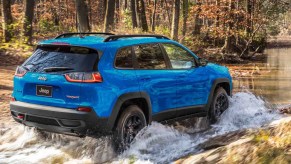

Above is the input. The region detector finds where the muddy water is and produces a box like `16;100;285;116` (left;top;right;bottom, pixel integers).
232;48;291;105
0;92;282;163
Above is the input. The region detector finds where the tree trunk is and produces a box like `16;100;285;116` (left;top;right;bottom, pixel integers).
131;0;138;28
1;0;13;42
23;0;35;44
88;0;92;29
103;0;107;24
75;0;90;32
245;0;252;36
50;0;59;26
137;0;148;31
171;0;180;41
135;0;140;27
97;0;105;26
116;0;120;24
222;0;235;52
182;0;188;42
124;0;128;10
103;0;115;32
163;0;172;28
151;0;157;32
193;1;202;35
214;0;220;46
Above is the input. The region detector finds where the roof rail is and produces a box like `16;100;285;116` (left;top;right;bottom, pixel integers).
103;34;170;42
55;32;115;39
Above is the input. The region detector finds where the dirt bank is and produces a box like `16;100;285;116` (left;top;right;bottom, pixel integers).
267;36;291;48
176;117;291;164
0;65;16;123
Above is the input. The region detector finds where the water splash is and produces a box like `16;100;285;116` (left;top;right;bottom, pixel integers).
119;92;282;163
0;126;115;164
0;92;283;164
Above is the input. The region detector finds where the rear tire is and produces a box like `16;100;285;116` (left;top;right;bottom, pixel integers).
113;105;147;152
208;87;229;124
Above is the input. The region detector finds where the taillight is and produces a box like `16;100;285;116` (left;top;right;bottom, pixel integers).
77;107;92;112
17;114;25;119
11;97;16;102
15;66;27;77
65;72;102;83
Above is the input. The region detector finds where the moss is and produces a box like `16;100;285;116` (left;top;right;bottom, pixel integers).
128;155;137;164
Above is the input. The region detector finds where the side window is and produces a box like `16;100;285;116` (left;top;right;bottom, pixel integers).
115;47;133;68
134;44;167;69
162;43;195;69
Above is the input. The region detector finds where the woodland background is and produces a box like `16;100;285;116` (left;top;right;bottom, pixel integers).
1;0;291;62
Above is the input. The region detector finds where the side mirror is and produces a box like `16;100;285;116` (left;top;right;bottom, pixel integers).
199;58;208;67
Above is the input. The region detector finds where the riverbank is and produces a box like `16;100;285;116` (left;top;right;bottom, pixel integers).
267;36;291;48
176;116;291;164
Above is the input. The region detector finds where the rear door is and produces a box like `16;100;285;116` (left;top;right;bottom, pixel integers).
13;45;99;109
133;43;177;115
114;46;139;93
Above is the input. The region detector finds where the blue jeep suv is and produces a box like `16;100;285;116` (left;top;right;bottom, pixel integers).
10;33;232;149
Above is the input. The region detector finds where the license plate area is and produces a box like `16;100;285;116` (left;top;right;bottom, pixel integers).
36;85;52;97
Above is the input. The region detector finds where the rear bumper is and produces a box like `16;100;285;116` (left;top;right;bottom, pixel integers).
10;101;110;136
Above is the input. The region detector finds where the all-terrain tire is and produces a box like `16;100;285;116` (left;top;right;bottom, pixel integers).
113;105;147;152
209;87;229;124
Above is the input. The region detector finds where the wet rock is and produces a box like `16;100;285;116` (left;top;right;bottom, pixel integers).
198;130;247;151
280;107;291;114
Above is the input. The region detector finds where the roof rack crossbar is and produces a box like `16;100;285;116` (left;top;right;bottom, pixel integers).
55;32;115;39
103;35;170;42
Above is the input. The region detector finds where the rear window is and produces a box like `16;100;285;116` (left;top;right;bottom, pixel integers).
23;46;98;73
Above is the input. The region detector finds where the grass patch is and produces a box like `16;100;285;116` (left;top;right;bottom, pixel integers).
0;42;33;58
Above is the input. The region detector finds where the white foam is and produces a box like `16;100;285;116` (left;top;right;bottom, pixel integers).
0;126;115;164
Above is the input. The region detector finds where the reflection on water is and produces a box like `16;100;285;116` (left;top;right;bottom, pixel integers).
232;48;291;105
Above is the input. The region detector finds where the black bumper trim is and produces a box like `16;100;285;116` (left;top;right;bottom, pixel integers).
10;101;110;136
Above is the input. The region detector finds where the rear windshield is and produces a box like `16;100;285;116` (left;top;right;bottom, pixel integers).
23;46;98;73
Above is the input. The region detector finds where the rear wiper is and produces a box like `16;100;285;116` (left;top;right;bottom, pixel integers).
21;65;30;71
43;67;74;72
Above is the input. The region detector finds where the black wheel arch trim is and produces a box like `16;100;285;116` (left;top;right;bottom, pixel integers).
205;78;231;113
107;92;152;130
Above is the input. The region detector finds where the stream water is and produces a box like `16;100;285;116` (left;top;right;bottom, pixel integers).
0;48;290;164
232;48;291;105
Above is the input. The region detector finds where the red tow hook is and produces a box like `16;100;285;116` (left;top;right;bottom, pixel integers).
17;114;25;120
